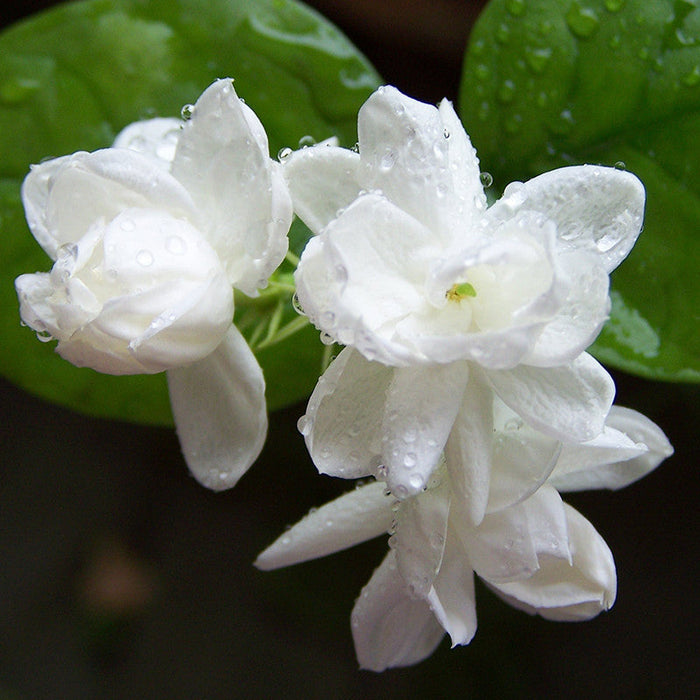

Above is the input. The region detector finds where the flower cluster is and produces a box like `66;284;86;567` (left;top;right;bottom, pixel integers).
16;78;292;490
16;81;673;671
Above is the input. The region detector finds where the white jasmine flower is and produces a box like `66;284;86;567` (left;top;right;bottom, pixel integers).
257;405;672;671
288;85;645;498
15;79;293;490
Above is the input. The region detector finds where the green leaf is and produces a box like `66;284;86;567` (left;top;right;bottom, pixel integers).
0;0;381;425
460;0;700;382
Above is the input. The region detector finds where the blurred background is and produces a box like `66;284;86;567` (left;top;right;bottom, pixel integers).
1;1;698;698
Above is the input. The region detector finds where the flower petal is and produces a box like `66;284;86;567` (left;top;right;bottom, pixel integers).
22;149;198;259
167;325;267;491
113;116;183;169
295;193;443;365
426;526;477;647
171;78;291;293
351;550;444;671
487;165;645;273
486;353;615;443
283;144;362;235
393;473;450;598
488;502;616;621
486;400;561;514
550;405;673;492
524;249;611;366
381;362;469;497
255;481;392;570
303;347;393;479
444;370;493;526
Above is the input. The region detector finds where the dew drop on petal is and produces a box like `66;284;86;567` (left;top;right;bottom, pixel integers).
320;331;335;345
297;414;312;436
180;103;194;120
277;147;293;162
136;249;154;267
298;135;316;148
479;171;493;188
166;235;187;255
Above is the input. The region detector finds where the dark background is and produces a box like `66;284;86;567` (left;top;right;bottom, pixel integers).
1;1;698;698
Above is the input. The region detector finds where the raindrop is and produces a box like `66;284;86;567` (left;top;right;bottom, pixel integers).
604;0;624;11
496;22;511;44
682;65;700;87
36;330;54;343
504;417;523;431
480;171;493;188
497;79;516;103
506;0;526;16
166;235;187;255
566;3;600;39
524;46;552;73
120;217;136;232
320;331;335;345
614;161;626;171
136;249;154;267
403;453;417;469
298;134;316;148
291;293;304;315
380;149;396;171
321;310;336;327
334;264;348;286
297;415;311;436
408;474;424;490
277;147;293;162
180;103;195;120
443;128;450;139
350;142;360;154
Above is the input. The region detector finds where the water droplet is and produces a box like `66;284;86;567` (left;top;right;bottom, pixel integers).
525;46;552;73
298;134;316;148
136;249;154;267
277;147;293;162
497;79;516;103
350;142;360;154
506;0;526;15
479;171;494;188
408;474;424;490
0;77;41;105
682;65;700;87
321;310;336;327
604;0;624;11
297;414;311;436
504;417;523;431
443;128;450;139
320;331;335;345
566;3;600;39
380;149;396;171
550;109;575;135
496;22;511;44
36;330;54;343
57;243;79;261
120;217;136;232
180;103;194;120
505;114;523;134
166;235;186;255
614;161;626;171
334;264;348;286
403;453;417;469
291;293;304;315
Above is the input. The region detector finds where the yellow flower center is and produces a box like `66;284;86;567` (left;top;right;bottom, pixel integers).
446;282;477;302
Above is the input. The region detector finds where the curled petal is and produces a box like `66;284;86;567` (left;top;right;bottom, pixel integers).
283;144;362;235
488;502;616;621
444;369;493;527
550;406;674;492
487;353;615;443
303;347;393;479
113;116;183;169
488;165;645;273
22;149;198;259
171;78;291;293
426;526;478;647
393;473;450;598
351;551;444;672
167;325;267;491
381;362;469;497
255;481;392;570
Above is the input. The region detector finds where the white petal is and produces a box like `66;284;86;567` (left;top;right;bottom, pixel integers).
303;348;393;479
464;486;569;584
426;525;477;647
171;79;291;293
487;353;615;443
255;481;392;570
488;502;616;621
393;474;450;598
295;193;442;365
283;144;362;235
22;149;198;259
382;362;469;497
437;98;487;220
525;249;611;366
351;551;444;671
444;370;493;526
112;117;183;168
487;165;645;273
358;86;464;241
486;400;561;514
550;405;673;492
167;325;267;491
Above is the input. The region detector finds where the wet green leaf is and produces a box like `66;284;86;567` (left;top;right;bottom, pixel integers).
0;0;380;424
460;0;699;382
